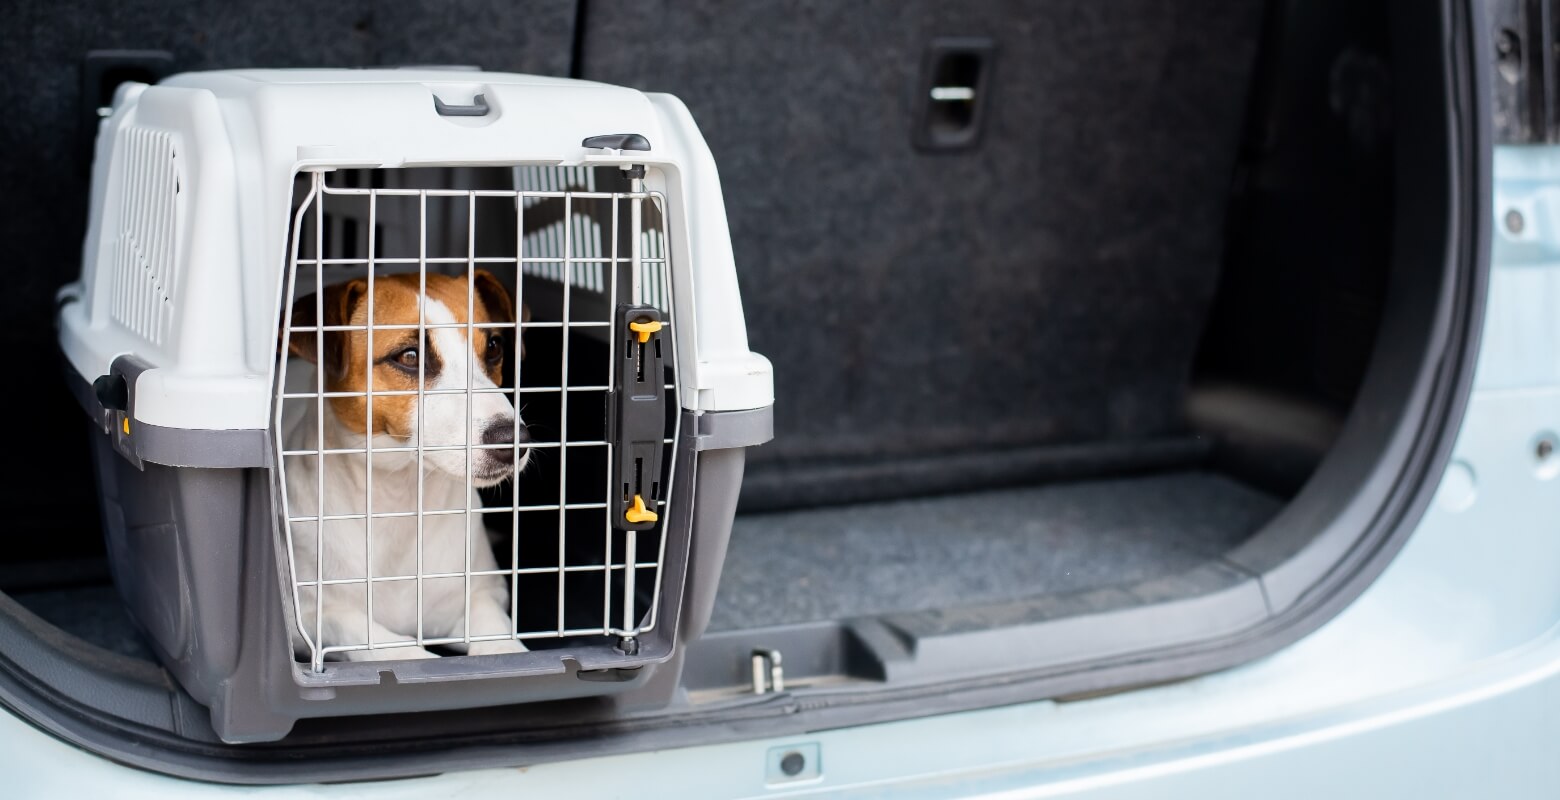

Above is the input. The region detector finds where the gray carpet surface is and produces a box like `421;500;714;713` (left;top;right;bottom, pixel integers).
11;585;157;662
584;0;1265;507
709;471;1281;631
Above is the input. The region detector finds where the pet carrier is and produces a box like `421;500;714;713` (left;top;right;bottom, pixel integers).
56;69;773;743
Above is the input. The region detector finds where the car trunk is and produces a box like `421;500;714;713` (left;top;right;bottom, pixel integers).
0;0;1484;781
583;0;1410;687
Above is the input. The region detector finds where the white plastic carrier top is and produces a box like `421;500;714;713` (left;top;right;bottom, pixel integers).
59;68;773;431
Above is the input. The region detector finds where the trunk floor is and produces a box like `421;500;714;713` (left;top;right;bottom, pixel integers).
8;472;1280;658
709;471;1282;632
12;584;157;662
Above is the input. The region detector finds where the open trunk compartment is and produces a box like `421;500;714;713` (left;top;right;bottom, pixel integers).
0;0;1486;782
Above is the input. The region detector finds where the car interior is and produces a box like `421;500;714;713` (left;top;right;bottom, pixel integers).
0;0;1484;781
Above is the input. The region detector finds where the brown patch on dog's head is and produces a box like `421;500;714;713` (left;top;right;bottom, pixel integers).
287;271;522;438
286;279;367;381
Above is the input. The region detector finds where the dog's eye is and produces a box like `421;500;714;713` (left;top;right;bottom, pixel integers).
484;336;503;365
393;348;419;369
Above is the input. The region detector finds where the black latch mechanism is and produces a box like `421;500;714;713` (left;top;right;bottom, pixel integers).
610;304;667;531
582;133;652;152
912;37;995;152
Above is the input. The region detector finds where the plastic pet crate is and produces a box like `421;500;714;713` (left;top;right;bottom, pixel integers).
56;69;773;743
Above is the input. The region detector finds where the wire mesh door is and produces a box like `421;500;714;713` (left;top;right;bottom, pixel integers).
273;165;678;671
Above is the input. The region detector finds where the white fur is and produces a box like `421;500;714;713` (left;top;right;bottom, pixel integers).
415;298;527;483
283;295;528;661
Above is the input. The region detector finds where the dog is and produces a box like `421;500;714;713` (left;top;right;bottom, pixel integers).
282;270;531;661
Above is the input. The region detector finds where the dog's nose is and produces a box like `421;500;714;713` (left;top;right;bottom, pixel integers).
480;420;529;456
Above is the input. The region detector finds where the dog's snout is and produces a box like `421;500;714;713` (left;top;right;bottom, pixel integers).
473;419;528;485
480;421;528;447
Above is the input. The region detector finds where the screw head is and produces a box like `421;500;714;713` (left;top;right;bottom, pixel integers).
1535;432;1559;481
1497;29;1519;57
779;751;806;777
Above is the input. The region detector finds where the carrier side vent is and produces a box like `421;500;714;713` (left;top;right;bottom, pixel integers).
109;125;181;345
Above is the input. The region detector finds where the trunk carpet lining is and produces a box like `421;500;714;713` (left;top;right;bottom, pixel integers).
710;470;1281;631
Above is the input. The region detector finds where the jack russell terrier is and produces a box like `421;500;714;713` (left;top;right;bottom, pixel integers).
283;271;530;661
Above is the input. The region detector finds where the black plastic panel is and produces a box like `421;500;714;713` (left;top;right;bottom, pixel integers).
1487;0;1560;143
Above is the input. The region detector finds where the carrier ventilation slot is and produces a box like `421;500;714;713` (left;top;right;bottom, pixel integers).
109;126;181;344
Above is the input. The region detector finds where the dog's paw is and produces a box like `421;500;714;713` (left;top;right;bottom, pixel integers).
464;638;529;655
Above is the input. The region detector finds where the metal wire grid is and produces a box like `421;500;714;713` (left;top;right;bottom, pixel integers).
513;165;672;311
273;169;680;670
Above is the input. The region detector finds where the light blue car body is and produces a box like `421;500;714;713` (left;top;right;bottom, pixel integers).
3;145;1556;798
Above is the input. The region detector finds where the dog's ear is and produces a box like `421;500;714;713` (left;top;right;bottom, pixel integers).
286;279;368;380
473;270;530;359
473;270;514;323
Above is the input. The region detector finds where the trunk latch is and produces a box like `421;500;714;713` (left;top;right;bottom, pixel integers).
751;648;785;694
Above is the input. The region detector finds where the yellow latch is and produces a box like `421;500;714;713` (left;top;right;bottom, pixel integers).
629;319;663;344
625;494;659;524
121;417;131;436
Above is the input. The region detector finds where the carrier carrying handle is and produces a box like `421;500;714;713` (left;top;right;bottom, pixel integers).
610;303;668;531
432;93;490;116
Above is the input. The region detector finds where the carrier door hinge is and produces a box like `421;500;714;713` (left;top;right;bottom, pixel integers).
610;304;668;531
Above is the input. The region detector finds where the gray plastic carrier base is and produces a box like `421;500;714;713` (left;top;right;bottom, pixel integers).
80;358;767;742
